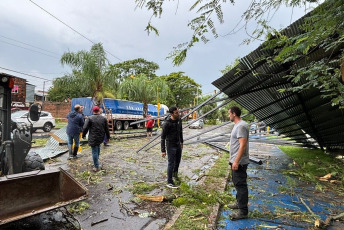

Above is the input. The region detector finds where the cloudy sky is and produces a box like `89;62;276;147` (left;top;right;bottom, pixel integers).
0;0;318;95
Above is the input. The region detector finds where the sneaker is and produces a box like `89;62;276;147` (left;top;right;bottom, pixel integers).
67;156;74;160
93;167;100;172
73;155;81;159
230;211;248;220
166;183;179;189
228;202;239;209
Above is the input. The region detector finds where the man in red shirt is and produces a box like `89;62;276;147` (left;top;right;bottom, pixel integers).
145;114;155;137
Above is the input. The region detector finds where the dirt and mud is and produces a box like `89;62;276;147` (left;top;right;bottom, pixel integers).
0;125;229;230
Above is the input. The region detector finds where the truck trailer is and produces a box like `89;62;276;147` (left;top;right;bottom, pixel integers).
71;97;168;131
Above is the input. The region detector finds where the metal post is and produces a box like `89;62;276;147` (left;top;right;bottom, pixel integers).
42;81;45;110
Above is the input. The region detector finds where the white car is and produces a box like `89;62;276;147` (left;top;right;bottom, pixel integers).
11;110;56;132
188;119;204;129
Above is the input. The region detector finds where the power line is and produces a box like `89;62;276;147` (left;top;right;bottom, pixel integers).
0;39;59;59
29;0;122;62
0;34;60;55
0;67;52;81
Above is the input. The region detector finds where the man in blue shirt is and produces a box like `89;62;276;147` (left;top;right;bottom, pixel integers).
66;104;85;159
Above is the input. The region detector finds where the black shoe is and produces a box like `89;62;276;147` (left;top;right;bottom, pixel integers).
230;211;248;220
228;202;239;209
166;183;179;189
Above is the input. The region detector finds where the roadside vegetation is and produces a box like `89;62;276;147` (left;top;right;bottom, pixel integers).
170;150;233;229
32;138;49;147
279;146;344;193
55;120;67;129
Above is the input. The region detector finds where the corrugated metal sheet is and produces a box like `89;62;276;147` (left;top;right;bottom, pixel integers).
212;9;344;151
32;126;68;160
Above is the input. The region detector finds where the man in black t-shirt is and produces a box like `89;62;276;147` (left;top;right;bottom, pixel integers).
161;106;183;189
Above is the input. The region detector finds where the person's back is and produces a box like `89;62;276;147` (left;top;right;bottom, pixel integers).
67;111;84;135
82;106;110;172
146;119;154;128
84;114;109;146
66;105;84;159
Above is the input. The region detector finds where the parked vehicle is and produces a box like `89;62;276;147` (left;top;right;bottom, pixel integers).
11;110;56;132
71;97;168;130
250;124;257;133
188;119;204;129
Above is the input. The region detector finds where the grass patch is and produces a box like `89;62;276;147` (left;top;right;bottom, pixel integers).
55;121;67;129
279;146;344;192
32;138;49;147
74;170;104;184
171;151;233;229
68;201;90;214
129;181;160;194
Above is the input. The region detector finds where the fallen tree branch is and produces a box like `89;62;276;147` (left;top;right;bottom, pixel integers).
91;218;108;226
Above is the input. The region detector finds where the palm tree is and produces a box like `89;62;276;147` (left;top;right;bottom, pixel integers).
120;74;169;117
60;43;119;105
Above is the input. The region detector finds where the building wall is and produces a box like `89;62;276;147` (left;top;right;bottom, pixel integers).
12;77;26;104
42;101;71;121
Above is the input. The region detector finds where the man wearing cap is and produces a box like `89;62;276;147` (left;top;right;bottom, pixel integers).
82;106;110;172
66;104;85;159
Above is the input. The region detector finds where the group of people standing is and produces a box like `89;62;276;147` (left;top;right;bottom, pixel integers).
67;103;250;220
159;105;250;220
66;105;110;172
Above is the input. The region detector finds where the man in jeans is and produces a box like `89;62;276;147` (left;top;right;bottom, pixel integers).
161;106;183;189
228;106;249;220
82;106;110;172
66;104;84;159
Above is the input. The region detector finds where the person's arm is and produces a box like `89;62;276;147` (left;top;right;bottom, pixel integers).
179;119;183;149
79;114;85;128
104;118;110;140
161;122;168;157
82;118;90;138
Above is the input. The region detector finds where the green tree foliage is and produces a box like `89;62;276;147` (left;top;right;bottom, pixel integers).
119;74;169;117
48;72;91;101
220;58;240;75
137;1;344;107
109;58;159;81
59;43;119;104
218;99;255;123
160;72;201;108
261;0;344;108
198;95;220;122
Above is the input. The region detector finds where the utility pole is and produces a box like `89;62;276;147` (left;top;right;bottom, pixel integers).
42;81;45;110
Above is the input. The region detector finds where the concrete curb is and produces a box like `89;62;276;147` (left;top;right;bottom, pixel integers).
162;157;231;229
208;167;231;229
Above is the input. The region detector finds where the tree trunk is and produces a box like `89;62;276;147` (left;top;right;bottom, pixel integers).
143;103;148;118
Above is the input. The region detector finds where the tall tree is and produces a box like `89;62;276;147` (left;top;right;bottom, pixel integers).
60;43;119;104
160;72;201;108
109;58;159;81
48;72;91;101
136;1;344;107
120;74;169;117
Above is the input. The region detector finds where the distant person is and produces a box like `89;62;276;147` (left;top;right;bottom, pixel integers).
66;104;85;159
145;114;155;137
82;106;110;172
227;106;249;220
161;106;183;189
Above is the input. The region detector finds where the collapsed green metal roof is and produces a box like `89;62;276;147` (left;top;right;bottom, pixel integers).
212;10;344;152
